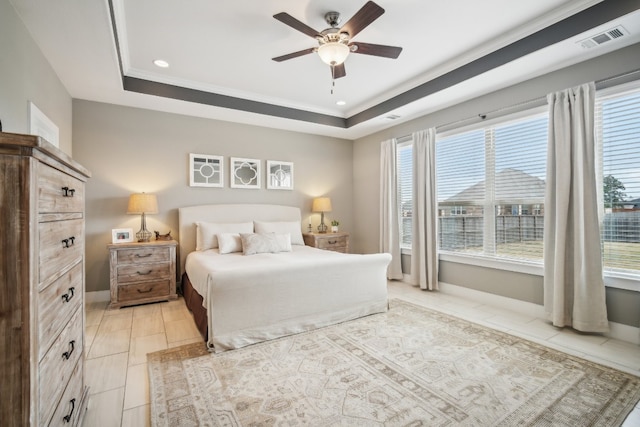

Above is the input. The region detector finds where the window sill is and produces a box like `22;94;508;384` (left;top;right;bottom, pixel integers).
401;250;640;292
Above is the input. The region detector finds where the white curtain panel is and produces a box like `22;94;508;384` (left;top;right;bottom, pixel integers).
411;129;439;290
544;82;608;332
379;139;403;280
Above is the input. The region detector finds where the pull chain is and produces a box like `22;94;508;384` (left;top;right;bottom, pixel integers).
330;63;336;95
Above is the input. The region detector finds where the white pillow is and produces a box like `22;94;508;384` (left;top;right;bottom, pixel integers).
195;221;253;251
240;233;292;255
217;233;243;254
253;221;304;245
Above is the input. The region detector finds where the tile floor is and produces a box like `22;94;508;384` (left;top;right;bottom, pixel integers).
82;281;640;426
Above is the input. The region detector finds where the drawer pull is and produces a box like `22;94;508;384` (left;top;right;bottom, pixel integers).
137;270;153;276
328;240;338;244
135;253;153;258
61;236;76;248
62;340;75;360
61;186;76;197
137;287;153;294
61;287;75;303
62;398;76;423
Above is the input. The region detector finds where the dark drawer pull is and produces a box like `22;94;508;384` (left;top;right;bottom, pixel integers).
61;287;75;303
135;253;153;258
61;236;76;248
62;340;75;360
328;240;338;244
137;270;153;276
63;398;76;423
137;287;153;294
61;186;76;197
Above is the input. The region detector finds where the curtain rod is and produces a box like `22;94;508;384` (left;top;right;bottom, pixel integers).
396;68;640;139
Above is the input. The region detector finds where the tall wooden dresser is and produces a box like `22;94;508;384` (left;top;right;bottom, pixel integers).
0;132;91;426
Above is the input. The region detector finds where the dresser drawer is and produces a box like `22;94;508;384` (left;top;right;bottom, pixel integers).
48;358;84;427
117;262;170;284
117;246;170;264
38;262;83;360
315;235;348;250
39;308;83;426
39;219;84;282
118;280;170;302
38;162;85;213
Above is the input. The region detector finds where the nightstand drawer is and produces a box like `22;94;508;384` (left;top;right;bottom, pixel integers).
117;262;170;284
118;280;170;302
117;247;170;264
315;235;348;249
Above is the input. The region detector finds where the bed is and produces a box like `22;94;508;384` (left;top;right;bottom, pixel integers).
178;204;392;352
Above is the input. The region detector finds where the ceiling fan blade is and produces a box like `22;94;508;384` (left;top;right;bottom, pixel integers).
332;63;346;79
273;12;321;38
350;42;402;59
272;48;315;62
340;1;384;39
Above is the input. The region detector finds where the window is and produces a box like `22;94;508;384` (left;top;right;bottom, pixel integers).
437;111;548;262
397;140;413;249
596;83;640;276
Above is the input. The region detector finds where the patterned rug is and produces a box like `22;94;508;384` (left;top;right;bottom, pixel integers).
148;299;640;426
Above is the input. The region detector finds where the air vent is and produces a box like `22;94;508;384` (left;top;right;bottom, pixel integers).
578;26;628;49
385;114;401;120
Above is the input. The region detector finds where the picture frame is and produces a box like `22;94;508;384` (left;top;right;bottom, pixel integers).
189;153;224;187
230;157;261;189
28;101;59;148
112;228;134;243
267;160;294;190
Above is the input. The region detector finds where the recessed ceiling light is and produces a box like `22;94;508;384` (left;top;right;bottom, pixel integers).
153;59;169;68
336;100;346;106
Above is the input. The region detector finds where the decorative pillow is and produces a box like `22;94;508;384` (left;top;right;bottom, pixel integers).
240;233;292;255
195;221;253;251
217;233;243;254
253;221;304;245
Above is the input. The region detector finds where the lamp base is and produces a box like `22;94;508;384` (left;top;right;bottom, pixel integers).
136;229;152;242
137;212;152;242
317;212;328;233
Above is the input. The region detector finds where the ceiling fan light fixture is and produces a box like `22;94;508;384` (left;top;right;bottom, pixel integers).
317;42;349;65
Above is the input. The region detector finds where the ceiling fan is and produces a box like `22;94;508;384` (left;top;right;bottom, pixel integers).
272;1;402;80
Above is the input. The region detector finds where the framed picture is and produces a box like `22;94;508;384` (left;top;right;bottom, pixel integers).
112;228;134;243
267;160;294;190
190;153;224;187
28;101;59;148
230;157;261;189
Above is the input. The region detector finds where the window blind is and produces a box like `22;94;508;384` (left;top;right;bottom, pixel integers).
397;142;413;248
436;112;547;261
596;85;640;275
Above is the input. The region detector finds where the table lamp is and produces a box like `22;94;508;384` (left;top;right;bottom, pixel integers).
312;197;332;234
127;193;158;242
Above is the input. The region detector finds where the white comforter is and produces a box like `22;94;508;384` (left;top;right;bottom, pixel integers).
185;245;391;351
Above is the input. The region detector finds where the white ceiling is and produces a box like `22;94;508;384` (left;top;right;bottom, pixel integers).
9;0;640;139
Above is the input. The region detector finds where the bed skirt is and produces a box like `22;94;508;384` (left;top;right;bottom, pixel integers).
182;273;208;340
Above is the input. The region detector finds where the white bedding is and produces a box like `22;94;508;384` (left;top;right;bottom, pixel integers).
185;245;391;351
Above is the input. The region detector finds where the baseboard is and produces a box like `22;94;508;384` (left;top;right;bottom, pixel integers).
437;282;639;345
86;290;110;303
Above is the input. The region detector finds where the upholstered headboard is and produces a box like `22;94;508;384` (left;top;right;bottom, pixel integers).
177;204;302;275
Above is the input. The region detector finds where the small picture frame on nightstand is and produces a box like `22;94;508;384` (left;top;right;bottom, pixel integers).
112;228;134;243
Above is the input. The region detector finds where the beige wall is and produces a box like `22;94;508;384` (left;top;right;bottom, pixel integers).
353;43;640;327
0;0;73;154
72;100;353;292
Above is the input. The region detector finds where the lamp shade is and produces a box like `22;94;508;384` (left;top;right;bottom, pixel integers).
312;197;332;213
127;193;158;214
317;42;349;65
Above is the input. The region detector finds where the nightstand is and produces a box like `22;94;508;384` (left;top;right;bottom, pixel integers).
107;240;178;309
303;232;350;253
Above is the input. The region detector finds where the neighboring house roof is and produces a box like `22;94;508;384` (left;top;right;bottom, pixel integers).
622;197;640;208
443;168;545;204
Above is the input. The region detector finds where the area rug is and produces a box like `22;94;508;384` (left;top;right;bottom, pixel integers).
148;299;640;426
